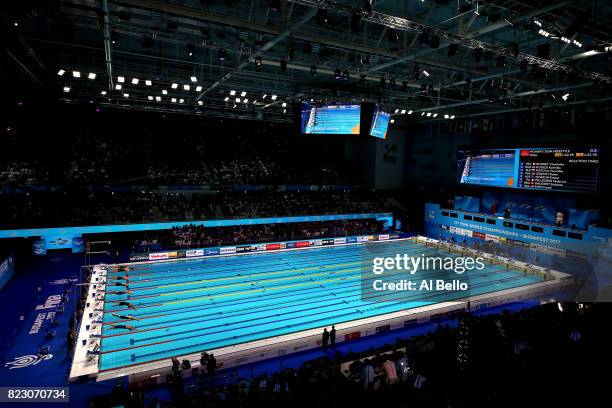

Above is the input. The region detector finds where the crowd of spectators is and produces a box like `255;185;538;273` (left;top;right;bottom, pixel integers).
133;219;386;252
100;302;599;408
0;191;405;229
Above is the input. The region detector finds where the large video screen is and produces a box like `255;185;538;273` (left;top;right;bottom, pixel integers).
369;109;390;139
301;103;361;135
457;147;599;193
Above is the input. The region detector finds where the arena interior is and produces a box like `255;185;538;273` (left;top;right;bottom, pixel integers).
1;1;612;407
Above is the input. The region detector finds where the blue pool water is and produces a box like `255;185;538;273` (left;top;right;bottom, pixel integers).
99;240;542;371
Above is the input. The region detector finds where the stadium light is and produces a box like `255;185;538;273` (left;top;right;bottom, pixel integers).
421;112;425;116
394;109;399;114
230;90;236;96
450;115;455;119
63;86;70;92
196;86;202;92
401;109;406;114
422;70;430;77
235;97;241;103
408;110;413;115
197;100;203;106
244;98;249;103
241;91;247;97
123;93;129;98
224;96;229;101
433;113;438;118
184;84;190;91
444;114;449;119
171;83;178;89
100;91;107;95
145;80;152;86
283;109;287;113
426;112;432;117
390;119;395;124
72;71;81;78
179;99;184;104
262;94;268;99
57;69;65;76
233;104;237;108
115;84;122;90
162;89;168;95
117;76;125;83
155;96;161;101
281;102;287;107
147;96;153;100
190;76;197;82
562;93;570;101
171;98;177;103
88;73;96;80
271;94;278;100
132;78;139;85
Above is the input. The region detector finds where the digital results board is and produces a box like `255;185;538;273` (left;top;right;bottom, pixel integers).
369;109;391;139
301;103;361;135
457;147;599;193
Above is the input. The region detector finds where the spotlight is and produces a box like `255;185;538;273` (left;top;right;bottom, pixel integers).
310;65;317;76
145;80;152;86
562;93;570;101
433;113;438;118
450;115;455;119
115;84;122;90
117;76;125;83
196;86;202;92
123;93;129;98
162;89;168;95
244;98;248;103
316;8;328;25
88;73;96;80
224;96;229;101
132;78;139;85
444;114;449;119
155;96;161;101
271;94;277;100
263;94;268;99
230;90;236;96
172;98;177;103
241;91;247;97
281;102;287;107
57;69;65;76
400;109;406;114
422;70;430;77
235;97;240;103
63;86;70;93
171;83;178;89
190;76;197;82
407;110;413;115
179;99;184;104
394;109;399;114
426;112;431;117
147;95;153;100
198;100;203;106
100;91;107;95
184;84;190;91
72;71;81;78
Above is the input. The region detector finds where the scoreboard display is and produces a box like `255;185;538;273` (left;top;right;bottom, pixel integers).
457;147;599;193
369;109;391;139
301;103;361;135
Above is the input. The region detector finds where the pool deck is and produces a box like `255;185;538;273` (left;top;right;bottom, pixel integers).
69;236;573;383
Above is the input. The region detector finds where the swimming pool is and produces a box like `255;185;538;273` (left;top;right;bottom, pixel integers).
99;239;543;371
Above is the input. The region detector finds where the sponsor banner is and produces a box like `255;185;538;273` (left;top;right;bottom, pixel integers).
357;236;370;243
344;332;361;341
347;236;358;243
322;238;334;245
236;246;252;253
333;237;347;245
167;251;178;258
485;234;500;242
204;247;220;256
286;242;296;248
449;226;458;234
473;232;486;240
220;246;237;254
149;252;169;260
309;239;323;247
266;243;281;251
295;241;310;248
378;234;390;240
130;254;149;261
441;225;450;231
254;244;266;251
186;249;205;257
389;233;400;239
